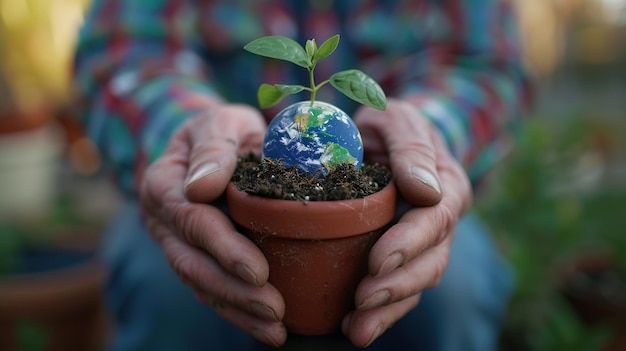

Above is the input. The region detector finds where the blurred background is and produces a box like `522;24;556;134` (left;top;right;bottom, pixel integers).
0;0;119;350
0;0;624;350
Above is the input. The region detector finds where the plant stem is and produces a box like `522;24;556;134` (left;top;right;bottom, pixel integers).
309;68;316;107
316;80;330;90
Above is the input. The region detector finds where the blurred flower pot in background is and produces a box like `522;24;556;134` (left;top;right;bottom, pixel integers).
0;1;111;350
0;0;91;219
0;115;63;220
0;226;108;351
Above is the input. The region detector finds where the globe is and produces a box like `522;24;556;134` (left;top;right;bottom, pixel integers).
262;101;363;175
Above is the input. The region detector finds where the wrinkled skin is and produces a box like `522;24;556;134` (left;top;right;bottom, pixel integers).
139;99;472;347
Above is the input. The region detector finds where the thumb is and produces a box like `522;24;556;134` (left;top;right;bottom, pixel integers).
356;100;442;206
184;104;267;203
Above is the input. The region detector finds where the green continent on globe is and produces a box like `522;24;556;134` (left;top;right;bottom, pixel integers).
321;142;358;169
294;107;331;138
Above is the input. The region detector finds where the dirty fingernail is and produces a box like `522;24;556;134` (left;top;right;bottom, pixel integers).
185;162;220;187
411;166;441;194
376;252;403;277
235;262;259;286
250;302;279;322
364;324;384;348
251;329;280;347
358;290;390;310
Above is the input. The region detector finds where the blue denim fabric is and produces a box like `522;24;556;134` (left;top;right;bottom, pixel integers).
102;200;513;351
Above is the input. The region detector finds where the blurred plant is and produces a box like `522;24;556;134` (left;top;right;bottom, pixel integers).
476;116;626;350
13;320;47;351
0;194;92;275
0;223;25;274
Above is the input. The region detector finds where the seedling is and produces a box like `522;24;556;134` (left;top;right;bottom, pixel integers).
244;34;386;110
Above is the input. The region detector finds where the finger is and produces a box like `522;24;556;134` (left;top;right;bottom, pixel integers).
140;130;193;217
342;294;421;348
164;226;287;346
366;133;472;278
146;216;287;347
145;201;270;287
184;104;266;203
194;294;287;347
150;221;285;317
432;126;473;214
367;203;455;278
355;99;442;206
355;234;453;310
141;141;271;287
155;231;285;322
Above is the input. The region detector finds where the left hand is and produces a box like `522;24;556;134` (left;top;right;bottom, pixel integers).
139;104;288;346
342;99;472;347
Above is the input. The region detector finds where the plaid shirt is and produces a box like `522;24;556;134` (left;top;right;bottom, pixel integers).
74;0;530;196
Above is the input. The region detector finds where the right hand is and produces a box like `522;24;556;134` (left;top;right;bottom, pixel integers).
139;104;287;347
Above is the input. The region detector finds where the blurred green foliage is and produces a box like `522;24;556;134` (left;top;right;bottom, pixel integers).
476;116;626;351
12;320;47;351
0;194;90;275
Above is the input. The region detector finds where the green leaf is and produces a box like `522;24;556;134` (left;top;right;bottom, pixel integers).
257;83;305;109
275;84;305;94
314;34;340;63
329;69;387;110
305;39;317;62
244;36;310;68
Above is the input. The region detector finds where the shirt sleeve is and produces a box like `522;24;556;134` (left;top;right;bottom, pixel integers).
73;0;221;196
399;0;531;181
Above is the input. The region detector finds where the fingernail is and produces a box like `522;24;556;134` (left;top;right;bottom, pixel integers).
376;252;403;277
411;166;441;194
250;302;279;322
235;263;259;286
358;290;390;310
251;329;280;347
364;324;384;348
185;162;220;187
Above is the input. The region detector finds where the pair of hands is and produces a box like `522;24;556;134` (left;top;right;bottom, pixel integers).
140;99;472;348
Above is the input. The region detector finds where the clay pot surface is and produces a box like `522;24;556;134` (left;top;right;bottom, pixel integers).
0;230;108;351
227;182;396;335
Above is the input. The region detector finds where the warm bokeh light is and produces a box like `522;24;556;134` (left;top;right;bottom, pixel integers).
513;0;626;78
601;0;626;24
0;0;90;114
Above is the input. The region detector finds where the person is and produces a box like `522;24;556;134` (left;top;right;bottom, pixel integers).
74;0;530;350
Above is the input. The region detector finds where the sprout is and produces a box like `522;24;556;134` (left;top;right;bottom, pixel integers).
244;34;387;111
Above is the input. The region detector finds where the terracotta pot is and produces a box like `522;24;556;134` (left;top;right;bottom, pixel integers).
0;229;108;351
560;256;626;351
0;110;51;134
226;182;397;335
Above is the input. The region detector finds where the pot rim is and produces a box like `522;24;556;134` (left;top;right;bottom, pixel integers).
226;181;396;240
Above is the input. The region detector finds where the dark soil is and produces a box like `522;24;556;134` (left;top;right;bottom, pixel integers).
232;154;392;201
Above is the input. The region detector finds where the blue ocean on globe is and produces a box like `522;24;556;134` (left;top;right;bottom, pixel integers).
262;101;363;175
